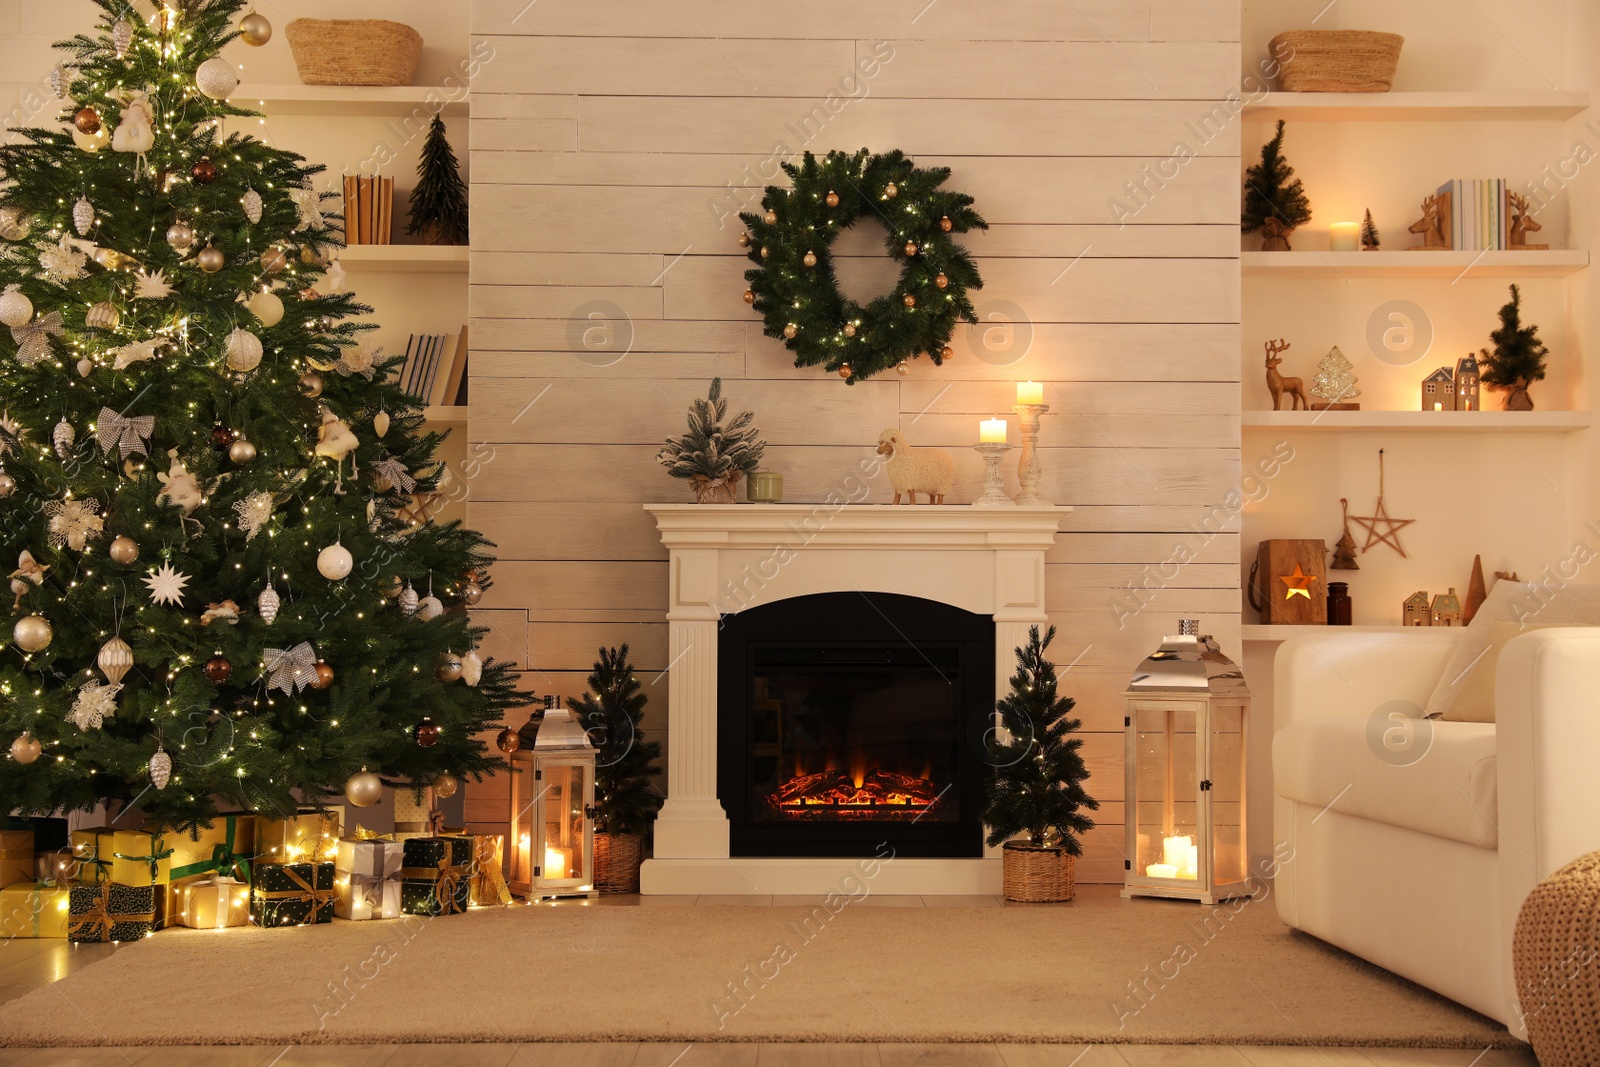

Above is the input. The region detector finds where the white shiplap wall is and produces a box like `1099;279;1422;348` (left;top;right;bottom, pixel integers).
466;0;1244;882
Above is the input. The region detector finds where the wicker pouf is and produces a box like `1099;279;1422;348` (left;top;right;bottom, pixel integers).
593;832;643;894
1513;851;1600;1066
1002;843;1076;903
1270;31;1403;93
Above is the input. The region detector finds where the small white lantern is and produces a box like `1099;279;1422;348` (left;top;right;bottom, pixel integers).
1122;620;1252;905
508;699;597;903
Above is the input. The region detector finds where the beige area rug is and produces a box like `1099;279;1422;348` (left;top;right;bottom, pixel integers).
0;901;1512;1048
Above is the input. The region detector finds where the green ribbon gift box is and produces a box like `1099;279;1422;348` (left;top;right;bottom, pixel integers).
249;861;335;927
399;836;472;916
69;828;172;888
68;883;157;943
0;881;70;938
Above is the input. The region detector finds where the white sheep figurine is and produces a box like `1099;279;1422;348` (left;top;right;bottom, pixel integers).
877;428;954;505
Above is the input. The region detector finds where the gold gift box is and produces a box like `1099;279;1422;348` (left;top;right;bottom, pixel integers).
171;876;251;930
68;828;172;888
69;827;116;885
257;809;343;865
0;882;70;938
0;830;34;889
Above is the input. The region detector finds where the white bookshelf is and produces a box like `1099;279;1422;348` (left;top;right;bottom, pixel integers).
1242;410;1592;433
1242;250;1589;278
1242;91;1590;123
241;84;468;117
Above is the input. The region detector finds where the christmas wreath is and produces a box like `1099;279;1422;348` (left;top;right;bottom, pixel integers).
739;149;987;384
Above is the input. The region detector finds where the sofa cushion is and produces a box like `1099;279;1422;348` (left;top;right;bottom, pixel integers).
1274;716;1498;848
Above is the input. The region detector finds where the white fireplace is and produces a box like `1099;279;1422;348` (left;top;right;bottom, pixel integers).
641;503;1068;895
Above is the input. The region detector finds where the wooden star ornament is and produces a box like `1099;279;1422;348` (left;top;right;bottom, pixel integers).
1349;449;1415;558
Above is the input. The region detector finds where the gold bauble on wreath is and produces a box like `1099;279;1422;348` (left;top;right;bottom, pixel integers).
783;323;798;339
742;289;755;304
896;360;910;376
238;10;272;46
842;322;856;338
884;181;899;198
838;364;852;379
940;345;954;361
825;190;840;208
904;241;918;256
903;294;917;308
935;273;949;289
737;232;750;248
940;215;953;232
763;210;777;224
803;251;817;267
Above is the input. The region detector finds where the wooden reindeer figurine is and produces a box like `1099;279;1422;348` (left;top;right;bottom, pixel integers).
1264;339;1309;411
1408;192;1450;250
1507;191;1548;250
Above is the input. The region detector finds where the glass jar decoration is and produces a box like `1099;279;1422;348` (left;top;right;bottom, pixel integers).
1327;581;1352;626
1122;620;1253;905
508;701;597;903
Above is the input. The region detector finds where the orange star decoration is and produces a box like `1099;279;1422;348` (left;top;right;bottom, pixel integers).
1279;563;1317;600
1349;448;1415;558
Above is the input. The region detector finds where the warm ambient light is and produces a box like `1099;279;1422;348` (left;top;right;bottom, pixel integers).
1161;834;1199;880
979;418;1008;443
1434;402;1444;411
1329;222;1359;251
544;846;568;879
1016;381;1044;406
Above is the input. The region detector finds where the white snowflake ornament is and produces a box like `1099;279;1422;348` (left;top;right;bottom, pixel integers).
143;561;191;606
233;490;272;540
133;269;173;300
68;679;121;732
43;497;103;550
39;237;89;283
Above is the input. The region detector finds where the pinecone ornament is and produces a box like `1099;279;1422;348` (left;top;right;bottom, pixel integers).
242;187;263;225
398;581;419;617
149;745;172;789
53;418;75;458
257;582;280;625
72;196;94;236
112;17;133;57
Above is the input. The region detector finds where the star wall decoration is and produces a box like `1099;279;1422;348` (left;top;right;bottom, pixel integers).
1349;449;1415;558
143;561;191;606
1278;563;1317;600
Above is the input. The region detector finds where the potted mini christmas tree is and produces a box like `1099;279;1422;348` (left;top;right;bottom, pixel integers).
569;645;663;893
984;626;1098;902
656;378;765;503
406;115;468;246
1242;120;1312;251
1360;209;1380;251
1478;284;1548;411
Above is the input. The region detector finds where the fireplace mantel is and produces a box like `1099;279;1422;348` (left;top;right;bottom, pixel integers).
641;503;1069;895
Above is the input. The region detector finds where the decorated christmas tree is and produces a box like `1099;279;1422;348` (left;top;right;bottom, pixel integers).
0;0;524;831
1479;284;1548;410
1241;120;1312;249
568;645;662;836
1310;346;1361;406
405;115;468;246
983;626;1097;852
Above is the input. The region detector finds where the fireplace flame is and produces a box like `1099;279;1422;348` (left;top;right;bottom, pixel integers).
766;765;943;821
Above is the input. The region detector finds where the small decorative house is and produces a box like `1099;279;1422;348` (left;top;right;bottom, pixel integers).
1422;367;1456;411
1404;591;1432;626
1431;588;1464;626
1454;354;1481;411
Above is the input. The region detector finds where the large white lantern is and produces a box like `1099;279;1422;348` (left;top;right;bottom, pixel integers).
508;699;597;903
1122;620;1252;905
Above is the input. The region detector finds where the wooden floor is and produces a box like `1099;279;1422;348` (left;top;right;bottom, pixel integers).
0;888;1536;1067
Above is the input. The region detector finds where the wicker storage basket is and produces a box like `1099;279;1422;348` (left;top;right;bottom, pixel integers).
285;19;423;87
1513;851;1600;1067
593;832;644;894
1001;842;1076;903
1271;31;1403;93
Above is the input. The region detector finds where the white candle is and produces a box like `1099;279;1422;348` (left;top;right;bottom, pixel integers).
1162;834;1192;867
1330;222;1359;252
979;418;1007;443
1145;863;1178;879
544;846;567;879
1016;381;1044;406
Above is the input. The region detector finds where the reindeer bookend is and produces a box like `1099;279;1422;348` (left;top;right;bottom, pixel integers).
1507;191;1549;250
1408;192;1450;250
1264;339;1309;411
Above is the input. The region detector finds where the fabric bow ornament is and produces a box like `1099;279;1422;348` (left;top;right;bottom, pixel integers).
370;456;416;493
263;642;318;695
95;407;154;459
12;311;64;367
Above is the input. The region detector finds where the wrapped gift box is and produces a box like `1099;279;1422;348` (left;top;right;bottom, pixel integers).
0;829;35;888
69;828;172;888
400;836;472;916
5;817;68;854
334;838;405;920
250;861;335;927
172;875;251;930
460;834;512;907
0;882;70;938
164;814;256;883
70;827;116;885
68;883;157;943
257;809;342;865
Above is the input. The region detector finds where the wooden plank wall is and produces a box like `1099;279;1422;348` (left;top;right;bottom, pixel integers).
466;0;1243;883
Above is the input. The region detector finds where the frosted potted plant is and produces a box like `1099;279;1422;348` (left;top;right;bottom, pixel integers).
569;645;662;893
984;625;1098;902
657;378;765;503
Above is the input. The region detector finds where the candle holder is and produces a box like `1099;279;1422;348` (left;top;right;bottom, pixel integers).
1012;403;1051;506
971;442;1015;508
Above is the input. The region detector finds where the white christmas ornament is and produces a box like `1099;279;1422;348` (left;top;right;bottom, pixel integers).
143;561;191;606
233;491;272;540
68;679;121;732
52;418;75;458
246;290;283;327
72;126;109;153
73;197;94;236
77;357;94;378
416;594;443;621
9;550;49;609
49;63;71;99
149;745;172;789
111;336;167;370
257;581;280;625
133;269;173;300
98;634;134;684
289;187;323;232
372;409;390;438
322;256;346;293
155;450;205;514
195;57;238;100
225;327;263;373
317;541;353;580
314;406;357;460
398;581;419;617
44;497;103;550
112;17;133;57
242;187;263;225
110;91;154;163
460;649;483;686
0;285;31;328
39;238;89;283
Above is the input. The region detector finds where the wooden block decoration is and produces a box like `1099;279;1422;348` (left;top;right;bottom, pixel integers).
1249;539;1328;625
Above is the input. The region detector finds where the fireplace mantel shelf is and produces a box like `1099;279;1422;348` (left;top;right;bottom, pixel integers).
645;503;1071;547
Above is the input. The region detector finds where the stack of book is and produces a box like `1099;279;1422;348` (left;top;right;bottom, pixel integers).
1434;179;1510;250
343;175;395;245
396;328;469;407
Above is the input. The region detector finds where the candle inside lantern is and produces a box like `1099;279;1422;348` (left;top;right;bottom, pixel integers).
1329;222;1359;252
1016;380;1044;406
1145;862;1178;879
1162;834;1199;879
979;418;1008;443
1433;402;1443;412
544;846;568;880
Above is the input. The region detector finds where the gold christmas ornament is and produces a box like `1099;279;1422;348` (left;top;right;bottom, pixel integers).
902;294;917;308
842;322;857;338
940;345;954;360
85;301;119;330
838;364;852;379
803;251;817;267
896;360;910;376
345;770;383;807
763;209;777;224
197;245;225;273
935;273;949;289
166;221;195;252
224;327;263;373
760;246;770;260
12;614;52;652
884;182;899;199
247;290;284;326
461;581;483;605
97;635;134;685
436;654;463;682
238;10;272;45
312;660;335;689
737;232;750;248
0;473;14;498
432;772;459;799
825;190;840;208
940;215;953;232
73;107;101;134
9;733;41;764
904;241;918;256
783;323;799;339
0;207;31;241
299;371;324;398
260;247;288;273
742;289;755;304
109;535;139;564
73;126;109;152
228;436;257;464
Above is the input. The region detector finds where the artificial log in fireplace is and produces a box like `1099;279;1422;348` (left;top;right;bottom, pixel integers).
718;592;992;858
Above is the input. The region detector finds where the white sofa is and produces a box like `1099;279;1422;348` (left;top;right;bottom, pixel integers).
1271;626;1600;1038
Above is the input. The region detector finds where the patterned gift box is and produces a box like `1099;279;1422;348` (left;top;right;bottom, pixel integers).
334;838;405;920
68;883;157;943
172;875;251;930
400;836;472;916
256;809;342;865
249;861;335;927
0;829;34;888
0;882;70;938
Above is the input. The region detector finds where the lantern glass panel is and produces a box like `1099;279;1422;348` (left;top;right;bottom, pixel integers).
1133;705;1199;880
541;762;588;882
1209;703;1247;886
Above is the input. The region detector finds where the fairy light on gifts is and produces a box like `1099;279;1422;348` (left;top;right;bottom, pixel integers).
507;697;597;903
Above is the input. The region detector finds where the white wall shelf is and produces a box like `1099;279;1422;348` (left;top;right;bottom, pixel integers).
1242;624;1437;640
1243;410;1591;432
423;406;468;426
1242;92;1590;123
241;84;469;117
1242;250;1589;278
338;245;469;273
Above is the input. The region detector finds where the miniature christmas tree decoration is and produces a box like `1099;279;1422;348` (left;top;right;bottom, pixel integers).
657;378;766;503
1478;284;1548;410
1361;209;1380;251
406;115;468;246
1330;499;1360;570
1242;120;1313;251
1310;346;1361;410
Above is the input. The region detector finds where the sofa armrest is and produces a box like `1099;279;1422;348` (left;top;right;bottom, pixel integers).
1273;630;1461;733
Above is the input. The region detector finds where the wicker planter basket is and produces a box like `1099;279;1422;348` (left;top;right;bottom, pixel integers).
1513;850;1600;1066
285;19;423;87
690;472;742;504
593;832;644;894
1001;842;1076;903
1271;31;1403;93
